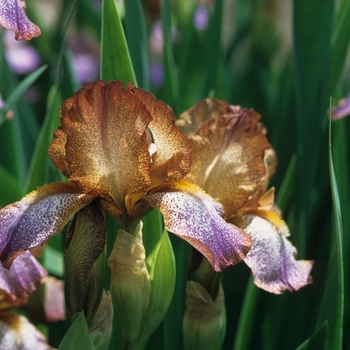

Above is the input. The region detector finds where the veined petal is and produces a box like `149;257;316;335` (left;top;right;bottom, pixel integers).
179;100;276;219
65;202;107;321
49;81;152;216
144;182;251;272
176;98;229;138
242;214;313;294
0;312;51;350
129;84;192;182
0;251;47;305
0;182;94;268
0;0;41;40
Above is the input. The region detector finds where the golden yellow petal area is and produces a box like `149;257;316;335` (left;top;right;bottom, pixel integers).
176;99;230;138
129;85;192;182
50;81;152;215
182;102;276;219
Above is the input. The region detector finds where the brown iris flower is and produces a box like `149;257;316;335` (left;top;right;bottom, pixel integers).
0;81;251;275
177;99;313;294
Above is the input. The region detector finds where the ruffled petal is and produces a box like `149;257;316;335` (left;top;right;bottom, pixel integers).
178;99;276;219
49;81;152;216
130;84;192;182
0;182;94;268
0;0;41;40
242;214;313;294
0;312;51;350
144;182;251;272
0;251;47;306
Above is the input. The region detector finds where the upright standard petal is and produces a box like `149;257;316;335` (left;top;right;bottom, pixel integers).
0;0;41;40
179;100;276;219
0;182;94;268
144;181;251;272
130;84;192;182
49;81;152;216
241;214;313;294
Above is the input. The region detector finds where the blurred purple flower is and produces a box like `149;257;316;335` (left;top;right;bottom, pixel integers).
194;5;209;31
331;93;350;120
149;21;163;56
69;35;100;84
150;61;163;88
72;54;100;85
3;29;40;74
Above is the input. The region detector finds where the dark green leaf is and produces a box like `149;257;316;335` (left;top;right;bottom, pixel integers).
101;0;136;83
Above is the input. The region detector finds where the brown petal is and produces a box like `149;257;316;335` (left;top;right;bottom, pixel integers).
130;85;192;183
49;81;153;217
182;100;276;219
176;99;230;137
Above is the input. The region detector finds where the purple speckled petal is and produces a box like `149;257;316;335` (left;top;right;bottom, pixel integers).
0;0;41;40
0;311;52;349
0;251;46;301
144;182;251;272
0;182;94;268
242;214;313;294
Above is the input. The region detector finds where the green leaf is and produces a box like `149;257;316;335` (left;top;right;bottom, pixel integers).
0;65;47;126
101;0;136;84
232;276;258;350
124;0;149;90
0;164;22;206
140;229;176;346
24;86;62;194
293;0;334;253
58;311;94;350
295;321;328;350
314;107;344;349
329;0;350;93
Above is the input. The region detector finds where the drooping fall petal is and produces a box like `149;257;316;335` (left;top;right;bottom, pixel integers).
0;182;94;268
0;311;51;350
0;0;41;40
178;100;276;219
130;84;192;182
0;251;46;308
144;182;251;272
242;214;313;294
49;81;152;216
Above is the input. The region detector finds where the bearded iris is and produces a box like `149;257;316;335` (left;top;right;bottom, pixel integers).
177;98;313;294
0;81;251;282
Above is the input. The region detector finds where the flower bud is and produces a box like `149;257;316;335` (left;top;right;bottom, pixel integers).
108;222;151;348
88;290;114;350
183;281;226;350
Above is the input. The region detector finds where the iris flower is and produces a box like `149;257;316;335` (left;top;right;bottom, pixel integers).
0;81;251;280
177;99;313;294
0;0;40;40
0;251;52;349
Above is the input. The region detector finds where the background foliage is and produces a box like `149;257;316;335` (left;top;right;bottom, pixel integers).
0;0;349;349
